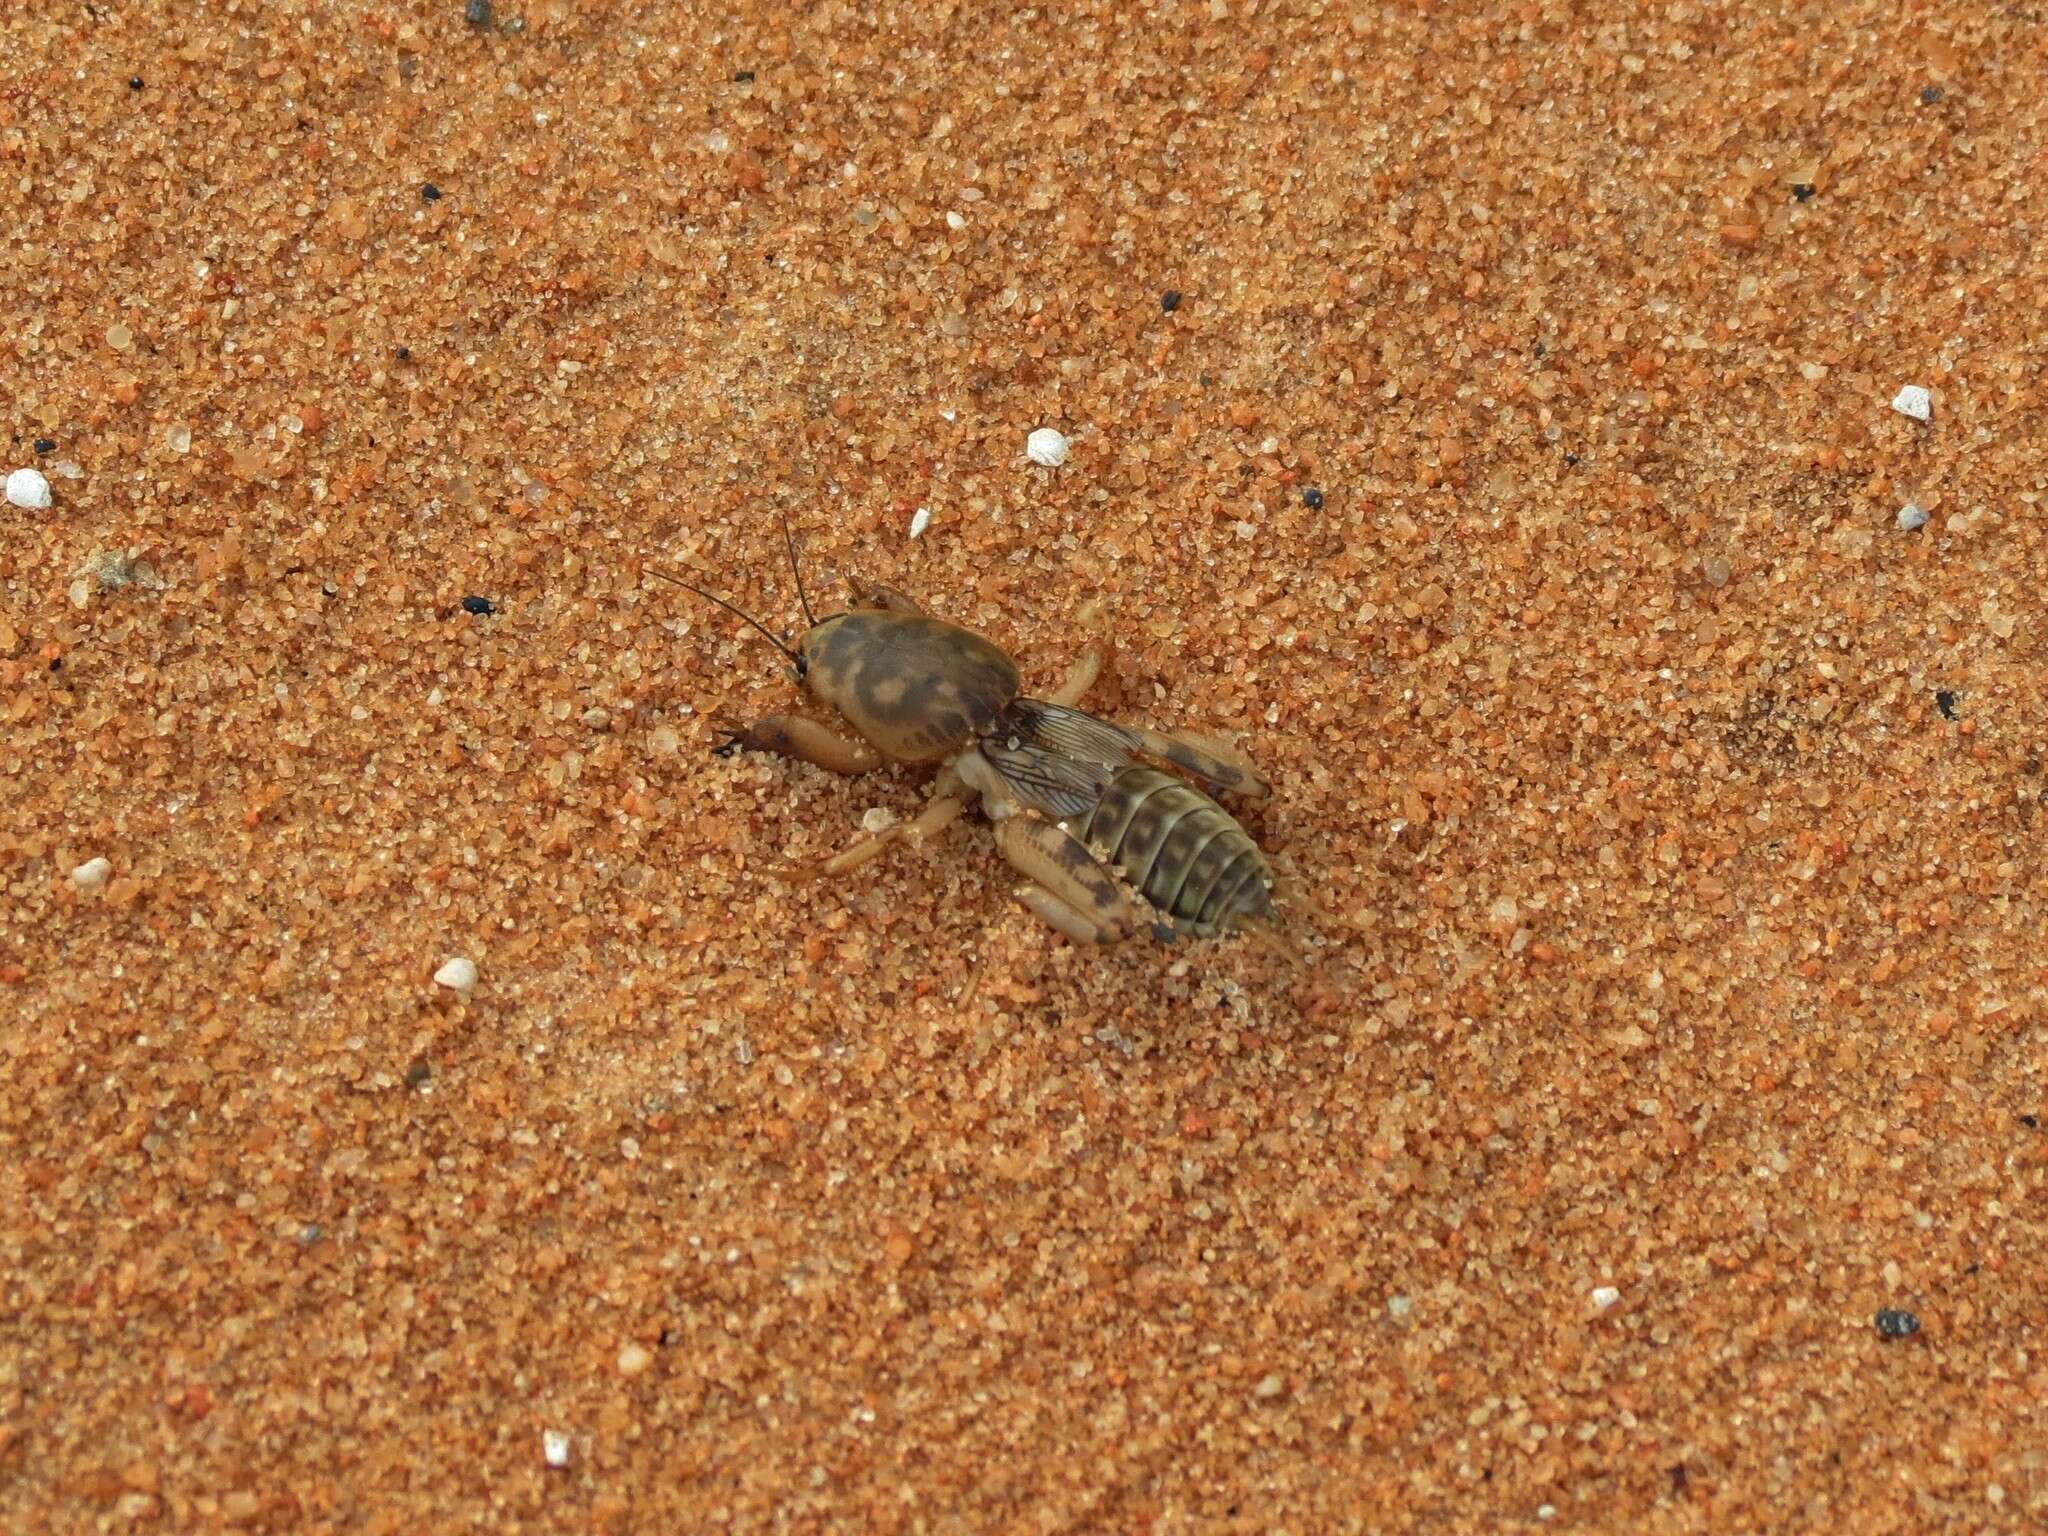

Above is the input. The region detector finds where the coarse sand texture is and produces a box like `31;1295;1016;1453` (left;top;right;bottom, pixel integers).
3;2;2044;1531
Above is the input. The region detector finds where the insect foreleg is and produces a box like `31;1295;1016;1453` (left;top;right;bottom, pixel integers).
713;713;884;775
846;579;926;615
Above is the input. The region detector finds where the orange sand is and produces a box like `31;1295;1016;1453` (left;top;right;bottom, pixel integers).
3;1;2044;1530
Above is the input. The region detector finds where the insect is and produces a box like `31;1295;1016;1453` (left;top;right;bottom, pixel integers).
653;524;1282;946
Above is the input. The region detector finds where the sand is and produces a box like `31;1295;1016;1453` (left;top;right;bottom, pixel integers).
4;0;2045;1530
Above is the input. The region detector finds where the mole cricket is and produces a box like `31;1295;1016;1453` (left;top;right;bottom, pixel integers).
654;523;1286;947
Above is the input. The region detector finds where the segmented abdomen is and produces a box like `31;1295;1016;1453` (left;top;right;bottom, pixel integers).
1079;767;1273;933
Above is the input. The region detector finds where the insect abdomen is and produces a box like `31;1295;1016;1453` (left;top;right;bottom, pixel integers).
1080;767;1273;932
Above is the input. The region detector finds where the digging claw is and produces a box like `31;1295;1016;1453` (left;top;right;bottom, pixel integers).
711;710;755;758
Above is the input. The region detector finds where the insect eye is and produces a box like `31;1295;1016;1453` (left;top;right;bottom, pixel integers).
794;654;809;680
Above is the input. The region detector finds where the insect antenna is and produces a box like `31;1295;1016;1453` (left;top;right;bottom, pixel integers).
647;565;797;664
781;510;818;629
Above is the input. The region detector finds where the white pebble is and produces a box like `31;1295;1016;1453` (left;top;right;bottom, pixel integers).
1026;427;1070;467
617;1343;652;1376
1891;384;1932;422
945;210;966;231
1253;1374;1284;1399
1897;502;1929;531
71;856;112;891
433;956;479;993
1537;1506;1557;1522
5;467;52;510
542;1429;571;1468
1591;1285;1622;1310
908;506;932;539
1387;1295;1414;1319
860;806;897;834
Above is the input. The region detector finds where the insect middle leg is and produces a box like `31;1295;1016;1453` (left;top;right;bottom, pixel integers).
814;764;967;878
1049;597;1117;708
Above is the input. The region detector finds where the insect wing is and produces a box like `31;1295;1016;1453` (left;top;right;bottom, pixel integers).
1003;699;1142;767
979;738;1117;820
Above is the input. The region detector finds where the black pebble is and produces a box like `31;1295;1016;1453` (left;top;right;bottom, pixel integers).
1161;289;1181;313
1301;487;1324;511
1874;1308;1920;1339
733;70;754;82
461;594;496;616
422;182;442;202
128;77;144;91
465;0;492;25
1792;183;1815;202
2022;1114;2039;1129
1920;85;1945;105
1935;689;1959;721
33;438;55;454
405;1060;433;1088
396;345;411;361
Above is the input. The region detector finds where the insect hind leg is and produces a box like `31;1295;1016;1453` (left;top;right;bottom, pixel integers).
994;816;1144;944
1015;884;1126;945
1125;724;1271;800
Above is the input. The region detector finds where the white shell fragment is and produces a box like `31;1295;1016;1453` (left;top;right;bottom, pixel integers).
434;956;479;993
5;467;53;510
72;857;112;891
1897;502;1929;531
908;506;932;539
1026;427;1070;467
542;1429;571;1468
1890;384;1932;422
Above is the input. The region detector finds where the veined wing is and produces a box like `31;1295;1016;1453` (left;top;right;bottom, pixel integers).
1000;698;1143;766
978;736;1117;820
